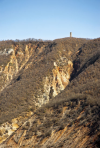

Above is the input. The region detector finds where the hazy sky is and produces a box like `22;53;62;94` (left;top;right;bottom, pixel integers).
0;0;100;40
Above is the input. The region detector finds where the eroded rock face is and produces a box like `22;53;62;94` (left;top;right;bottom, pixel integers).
0;111;33;144
0;48;14;56
0;44;34;92
35;57;73;107
52;60;73;96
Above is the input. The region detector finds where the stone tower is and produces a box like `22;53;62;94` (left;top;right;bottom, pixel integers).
70;32;72;37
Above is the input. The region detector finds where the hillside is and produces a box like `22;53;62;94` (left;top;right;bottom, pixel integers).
0;37;100;148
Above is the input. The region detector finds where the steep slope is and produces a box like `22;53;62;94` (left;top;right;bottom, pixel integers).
0;37;100;147
0;38;87;124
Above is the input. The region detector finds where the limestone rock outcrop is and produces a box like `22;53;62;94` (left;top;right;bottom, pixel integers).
0;44;34;92
0;111;33;144
35;57;73;107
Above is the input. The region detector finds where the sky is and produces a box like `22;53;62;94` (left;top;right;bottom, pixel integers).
0;0;100;40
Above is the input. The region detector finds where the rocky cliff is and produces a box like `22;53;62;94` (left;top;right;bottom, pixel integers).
0;44;35;92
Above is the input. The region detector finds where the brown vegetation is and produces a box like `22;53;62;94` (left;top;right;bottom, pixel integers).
0;37;88;124
0;37;100;147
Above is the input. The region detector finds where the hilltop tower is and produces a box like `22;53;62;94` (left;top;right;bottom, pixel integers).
70;32;72;37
